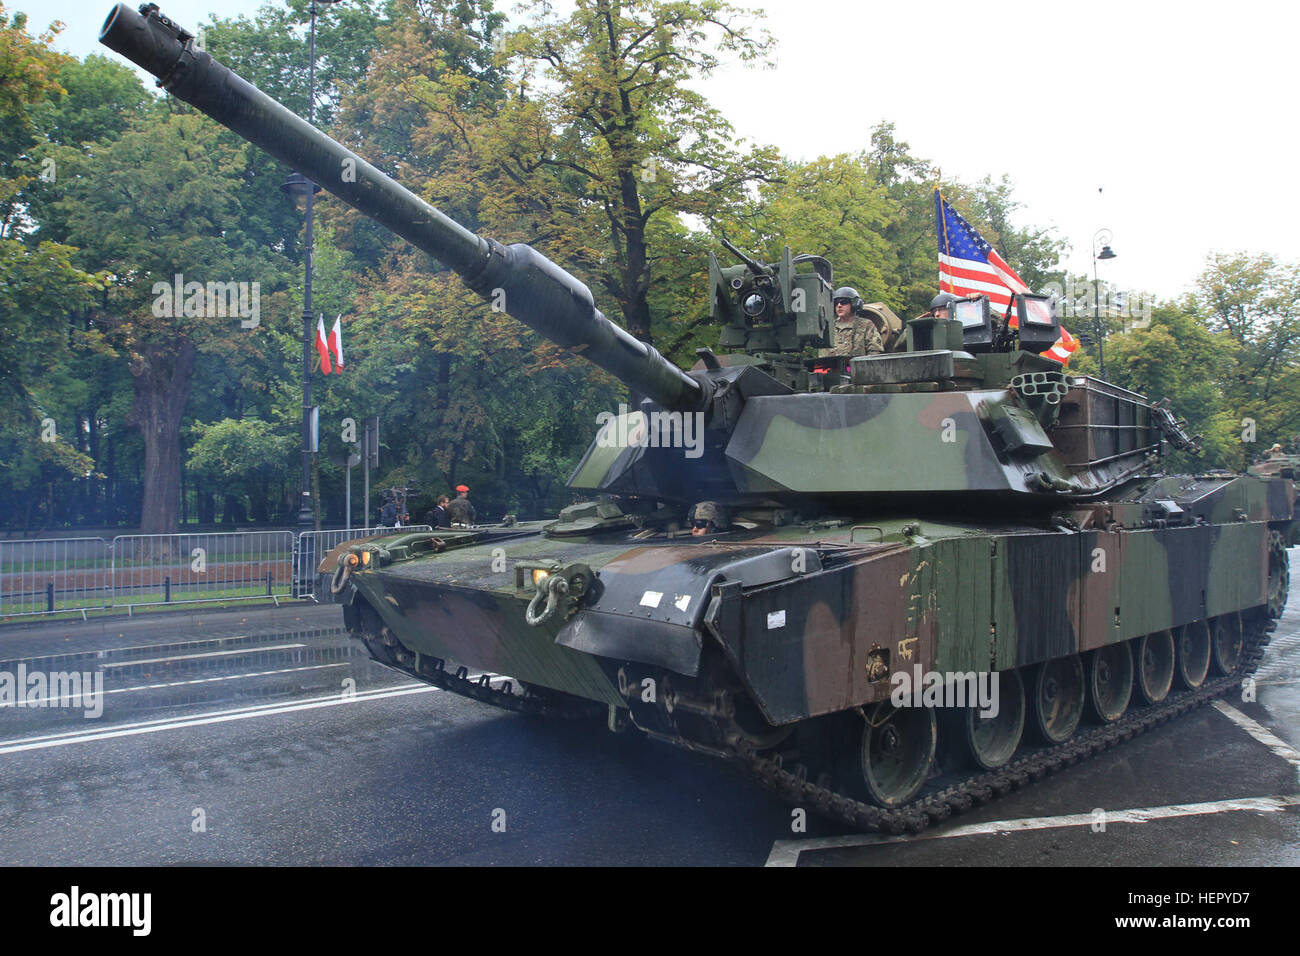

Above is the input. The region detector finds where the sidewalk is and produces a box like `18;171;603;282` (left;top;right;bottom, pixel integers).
0;600;344;660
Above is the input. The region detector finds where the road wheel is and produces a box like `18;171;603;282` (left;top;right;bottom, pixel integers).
1133;630;1175;705
1174;621;1211;690
1210;615;1243;675
942;669;1025;771
1029;655;1085;744
856;703;936;808
1087;642;1133;723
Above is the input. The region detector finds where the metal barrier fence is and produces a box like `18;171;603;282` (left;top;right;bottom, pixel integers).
0;526;429;619
0;537;113;617
112;532;294;610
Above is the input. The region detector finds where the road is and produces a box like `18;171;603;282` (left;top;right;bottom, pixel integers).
1;563;1298;867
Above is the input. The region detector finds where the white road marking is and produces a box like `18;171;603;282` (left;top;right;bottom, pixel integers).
764;794;1300;866
0;683;434;755
0;633;257;665
1213;700;1300;770
96;643;307;668
0;663;351;709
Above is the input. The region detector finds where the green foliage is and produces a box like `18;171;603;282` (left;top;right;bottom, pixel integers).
0;7;105;529
1189;252;1300;467
0;4;68;234
48;106;293;532
509;0;780;341
726;153;896;308
1103;304;1229;469
32;53;153;148
0;238;105;527
187;417;295;502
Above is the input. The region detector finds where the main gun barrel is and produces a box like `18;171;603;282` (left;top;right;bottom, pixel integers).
99;3;705;413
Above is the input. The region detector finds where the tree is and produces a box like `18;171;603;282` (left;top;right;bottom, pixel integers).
54;110;291;533
0;4;67;238
1102;304;1231;469
960;175;1064;292
725;152;898;308
512;0;779;343
1190;252;1300;465
186;418;295;523
0;239;101;530
200;0;388;260
0;6;106;531
863;121;941;316
324;0;624;518
23;54;154;244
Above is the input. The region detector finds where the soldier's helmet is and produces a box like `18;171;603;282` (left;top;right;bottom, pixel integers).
832;287;863;311
689;500;730;535
930;291;958;314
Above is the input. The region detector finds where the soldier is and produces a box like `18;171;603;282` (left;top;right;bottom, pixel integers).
929;291;958;319
821;286;883;359
689;500;730;536
446;485;477;526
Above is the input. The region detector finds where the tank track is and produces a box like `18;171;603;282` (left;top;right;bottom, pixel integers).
358;632;604;721
738;615;1274;834
354;613;1273;835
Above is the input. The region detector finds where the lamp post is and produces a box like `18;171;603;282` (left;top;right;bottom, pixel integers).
1092;229;1117;379
281;0;342;528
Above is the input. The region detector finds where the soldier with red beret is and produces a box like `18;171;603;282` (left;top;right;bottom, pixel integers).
447;484;476;526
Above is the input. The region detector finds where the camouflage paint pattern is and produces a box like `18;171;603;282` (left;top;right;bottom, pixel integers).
571;373;1162;501
343;472;1290;728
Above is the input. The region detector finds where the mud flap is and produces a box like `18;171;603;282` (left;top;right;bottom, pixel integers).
555;613;703;676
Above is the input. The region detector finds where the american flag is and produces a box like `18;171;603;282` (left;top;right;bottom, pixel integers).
935;190;1029;319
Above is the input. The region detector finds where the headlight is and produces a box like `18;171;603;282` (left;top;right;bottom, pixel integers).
742;292;766;317
531;569;550;587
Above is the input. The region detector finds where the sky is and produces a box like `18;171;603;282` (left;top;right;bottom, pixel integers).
38;0;1300;303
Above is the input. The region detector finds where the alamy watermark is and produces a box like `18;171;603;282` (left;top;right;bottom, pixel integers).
595;404;704;459
1039;278;1154;330
0;665;104;718
890;665;1000;718
50;886;150;936
152;272;261;328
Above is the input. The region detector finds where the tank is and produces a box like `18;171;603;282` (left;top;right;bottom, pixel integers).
102;3;1295;832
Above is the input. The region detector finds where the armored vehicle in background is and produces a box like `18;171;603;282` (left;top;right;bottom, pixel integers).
103;3;1294;831
1250;447;1300;482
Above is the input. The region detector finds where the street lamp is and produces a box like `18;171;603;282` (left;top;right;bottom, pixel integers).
281;171;321;528
281;0;343;529
1092;229;1117;380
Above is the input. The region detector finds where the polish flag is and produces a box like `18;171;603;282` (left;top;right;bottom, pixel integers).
329;314;344;373
315;315;332;375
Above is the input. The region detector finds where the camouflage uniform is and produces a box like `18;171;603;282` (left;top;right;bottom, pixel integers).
446;496;477;525
821;316;883;358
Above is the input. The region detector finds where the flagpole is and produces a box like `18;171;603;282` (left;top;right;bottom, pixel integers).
936;189;953;293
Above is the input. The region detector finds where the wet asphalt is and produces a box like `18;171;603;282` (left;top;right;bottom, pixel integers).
0;558;1297;868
